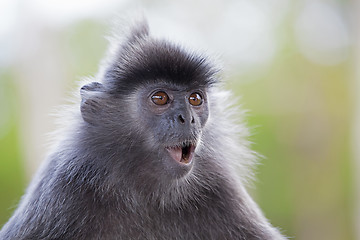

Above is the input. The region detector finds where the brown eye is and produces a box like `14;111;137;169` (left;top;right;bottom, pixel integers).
189;92;203;106
151;91;169;105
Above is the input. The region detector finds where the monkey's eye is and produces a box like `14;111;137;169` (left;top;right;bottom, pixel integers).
189;92;203;106
151;91;169;105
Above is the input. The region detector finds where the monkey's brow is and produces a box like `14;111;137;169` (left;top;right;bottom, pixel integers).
141;82;201;92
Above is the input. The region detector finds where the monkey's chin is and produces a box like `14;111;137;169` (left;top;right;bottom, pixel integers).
166;144;195;165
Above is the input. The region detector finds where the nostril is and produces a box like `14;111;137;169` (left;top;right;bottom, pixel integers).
178;115;185;124
191;116;195;124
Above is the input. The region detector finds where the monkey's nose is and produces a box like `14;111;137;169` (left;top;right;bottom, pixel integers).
178;115;185;124
177;114;195;124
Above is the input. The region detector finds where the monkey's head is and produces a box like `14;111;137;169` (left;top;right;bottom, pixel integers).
78;22;219;197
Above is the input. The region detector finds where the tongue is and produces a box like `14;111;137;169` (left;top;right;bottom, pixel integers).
166;147;182;163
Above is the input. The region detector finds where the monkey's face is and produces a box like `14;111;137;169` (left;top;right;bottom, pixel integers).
134;82;209;178
80;81;210;182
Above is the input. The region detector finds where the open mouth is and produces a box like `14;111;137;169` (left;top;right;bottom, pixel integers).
166;142;196;164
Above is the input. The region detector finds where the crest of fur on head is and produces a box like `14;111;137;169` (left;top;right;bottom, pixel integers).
97;20;218;93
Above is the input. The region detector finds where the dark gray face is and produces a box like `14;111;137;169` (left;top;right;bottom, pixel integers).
80;81;210;182
133;82;209;178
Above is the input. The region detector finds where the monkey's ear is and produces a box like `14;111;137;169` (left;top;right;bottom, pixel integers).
80;82;105;125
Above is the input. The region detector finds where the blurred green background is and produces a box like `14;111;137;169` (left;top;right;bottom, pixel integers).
0;0;358;239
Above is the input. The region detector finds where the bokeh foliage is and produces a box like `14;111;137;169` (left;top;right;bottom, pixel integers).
227;31;353;238
0;72;25;225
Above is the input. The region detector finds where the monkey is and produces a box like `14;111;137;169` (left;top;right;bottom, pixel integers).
0;20;286;240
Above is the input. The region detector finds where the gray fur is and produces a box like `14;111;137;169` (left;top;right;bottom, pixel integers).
0;21;286;240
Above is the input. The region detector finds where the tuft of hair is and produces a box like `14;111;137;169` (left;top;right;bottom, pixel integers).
98;19;219;95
